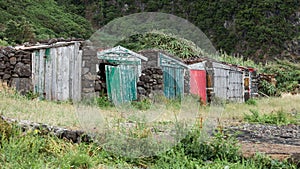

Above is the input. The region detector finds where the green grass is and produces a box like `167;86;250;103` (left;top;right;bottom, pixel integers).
0;90;299;168
0;121;297;169
244;109;299;125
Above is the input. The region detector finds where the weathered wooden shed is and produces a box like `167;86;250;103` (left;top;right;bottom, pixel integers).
16;41;83;101
97;46;148;104
205;61;244;102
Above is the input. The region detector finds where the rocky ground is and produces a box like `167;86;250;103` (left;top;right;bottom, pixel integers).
227;123;300;165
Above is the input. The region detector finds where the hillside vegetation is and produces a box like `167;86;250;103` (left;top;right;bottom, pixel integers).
0;0;299;62
0;0;93;45
57;0;300;62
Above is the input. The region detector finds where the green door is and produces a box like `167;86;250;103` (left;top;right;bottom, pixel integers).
159;53;186;99
163;66;184;99
105;65;137;105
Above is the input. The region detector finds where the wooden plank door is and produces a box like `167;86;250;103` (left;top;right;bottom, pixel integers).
105;64;137;105
31;43;82;101
228;69;244;102
162;66;184;99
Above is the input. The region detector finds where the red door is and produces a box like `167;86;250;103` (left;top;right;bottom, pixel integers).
190;70;206;103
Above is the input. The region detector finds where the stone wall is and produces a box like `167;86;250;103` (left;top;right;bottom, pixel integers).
1;115;92;143
81;43;98;99
0;47;32;94
138;50;159;70
137;67;163;100
138;49;191;98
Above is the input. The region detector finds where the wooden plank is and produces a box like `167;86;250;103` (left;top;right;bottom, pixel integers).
190;69;206;103
106;65;123;105
159;53;188;68
15;41;83;50
39;49;45;99
175;68;184;97
62;46;70;100
69;45;74;101
121;65;137;101
45;48;52;100
56;47;63;100
213;67;228;100
74;48;82;101
52;48;58;100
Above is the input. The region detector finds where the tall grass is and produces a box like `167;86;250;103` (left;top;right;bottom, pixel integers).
0;119;296;169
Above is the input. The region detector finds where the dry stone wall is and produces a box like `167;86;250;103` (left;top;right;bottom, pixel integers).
137;67;163;100
1;115;92;143
0;47;32;94
81;43;99;99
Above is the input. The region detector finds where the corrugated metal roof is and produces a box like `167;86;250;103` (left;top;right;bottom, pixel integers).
98;46;148;61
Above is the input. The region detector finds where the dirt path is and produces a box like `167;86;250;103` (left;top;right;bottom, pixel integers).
227;123;300;162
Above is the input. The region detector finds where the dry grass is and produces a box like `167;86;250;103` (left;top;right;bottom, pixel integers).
222;94;300;123
0;86;299;130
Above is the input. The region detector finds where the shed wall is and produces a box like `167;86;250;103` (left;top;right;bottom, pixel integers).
32;42;82;101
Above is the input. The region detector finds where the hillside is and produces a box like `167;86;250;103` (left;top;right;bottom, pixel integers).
1;0;300;63
0;0;93;45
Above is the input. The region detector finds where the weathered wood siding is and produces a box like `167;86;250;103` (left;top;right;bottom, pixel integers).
206;61;244;102
159;53;188;99
105;64;138;105
32;42;82;101
228;68;244;102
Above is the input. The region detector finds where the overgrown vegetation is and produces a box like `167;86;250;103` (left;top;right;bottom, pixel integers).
116;31;206;59
262;60;300;93
1;0;299;61
0;0;93;45
55;0;300;61
0;121;297;168
244;109;299;125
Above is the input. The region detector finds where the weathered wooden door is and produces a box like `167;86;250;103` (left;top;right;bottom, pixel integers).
213;66;229;100
32;43;82;101
159;53;187;99
105;64;137;105
162;67;184;99
228;69;244;102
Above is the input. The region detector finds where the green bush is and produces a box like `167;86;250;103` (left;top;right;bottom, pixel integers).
0;121;297;168
259;80;279;96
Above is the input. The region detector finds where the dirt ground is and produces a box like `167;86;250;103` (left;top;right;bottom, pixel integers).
240;142;300;160
227;123;300;164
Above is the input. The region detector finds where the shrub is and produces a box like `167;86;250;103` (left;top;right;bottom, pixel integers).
179;129;241;162
259;80;279;96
